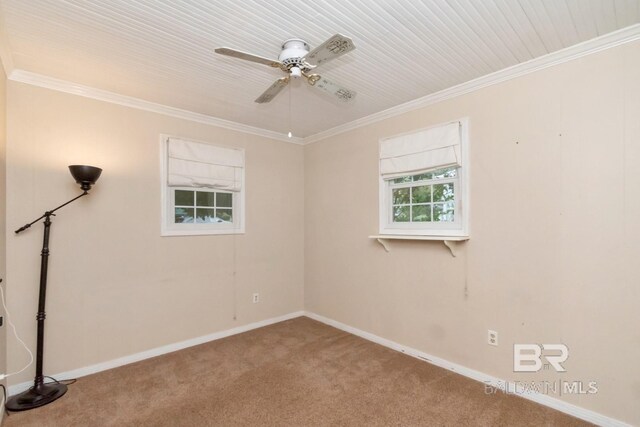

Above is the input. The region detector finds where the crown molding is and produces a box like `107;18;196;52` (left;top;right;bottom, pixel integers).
7;69;304;145
304;23;640;145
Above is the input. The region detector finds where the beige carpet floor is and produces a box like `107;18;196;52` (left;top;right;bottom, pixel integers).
4;317;590;426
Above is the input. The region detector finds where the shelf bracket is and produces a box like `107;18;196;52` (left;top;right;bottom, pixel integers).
375;238;390;252
443;240;458;257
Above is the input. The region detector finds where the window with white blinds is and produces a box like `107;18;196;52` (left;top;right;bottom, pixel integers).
161;136;245;236
378;119;469;237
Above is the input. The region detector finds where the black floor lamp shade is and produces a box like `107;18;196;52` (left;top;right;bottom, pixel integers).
69;165;102;191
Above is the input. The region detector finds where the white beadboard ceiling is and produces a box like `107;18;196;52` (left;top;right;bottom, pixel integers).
0;0;639;139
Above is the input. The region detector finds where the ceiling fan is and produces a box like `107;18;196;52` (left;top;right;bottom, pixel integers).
215;34;356;104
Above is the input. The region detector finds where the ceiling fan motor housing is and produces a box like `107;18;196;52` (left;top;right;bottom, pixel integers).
279;39;310;76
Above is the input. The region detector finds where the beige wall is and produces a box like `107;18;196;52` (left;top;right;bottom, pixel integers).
305;40;640;425
0;59;7;395
5;82;304;385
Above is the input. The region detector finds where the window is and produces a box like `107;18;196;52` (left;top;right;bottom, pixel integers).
161;136;245;236
173;189;233;224
378;119;469;237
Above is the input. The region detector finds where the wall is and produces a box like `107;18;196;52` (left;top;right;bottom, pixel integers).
304;40;640;425
0;56;7;415
5;82;304;385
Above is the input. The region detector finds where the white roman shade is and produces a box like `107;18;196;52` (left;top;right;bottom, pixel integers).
167;138;244;191
379;122;461;179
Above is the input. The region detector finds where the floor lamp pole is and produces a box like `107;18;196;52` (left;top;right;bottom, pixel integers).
6;165;101;412
33;212;67;399
34;213;53;391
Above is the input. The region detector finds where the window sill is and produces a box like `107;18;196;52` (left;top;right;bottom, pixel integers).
162;228;245;237
368;235;469;257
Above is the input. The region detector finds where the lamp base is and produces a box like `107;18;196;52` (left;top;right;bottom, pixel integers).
6;382;68;411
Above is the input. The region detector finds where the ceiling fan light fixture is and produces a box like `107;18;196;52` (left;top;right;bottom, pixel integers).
290;66;302;78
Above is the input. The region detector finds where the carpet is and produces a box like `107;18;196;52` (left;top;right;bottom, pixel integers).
4;317;589;426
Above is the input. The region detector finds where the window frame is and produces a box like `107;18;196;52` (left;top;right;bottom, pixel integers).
172;187;235;225
387;170;461;231
378;118;469;238
160;135;245;236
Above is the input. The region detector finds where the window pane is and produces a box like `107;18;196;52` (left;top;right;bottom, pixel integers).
412;185;431;203
196;191;215;207
196;208;217;223
443;206;455;221
392;176;412;184
412;205;431;222
413;172;432;181
432;167;457;179
217;192;233;208
433;183;455;202
175;190;194;206
393;206;410;222
392;188;410;205
175;207;194;223
216;209;233;222
433;203;455;222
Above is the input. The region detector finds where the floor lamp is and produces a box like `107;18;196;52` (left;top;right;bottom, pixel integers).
6;165;102;411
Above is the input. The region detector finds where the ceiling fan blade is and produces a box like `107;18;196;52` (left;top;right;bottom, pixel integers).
309;76;356;102
255;77;289;103
215;47;281;68
304;34;355;67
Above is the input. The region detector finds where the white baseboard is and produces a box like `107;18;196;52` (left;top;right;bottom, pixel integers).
304;311;630;427
8;311;304;396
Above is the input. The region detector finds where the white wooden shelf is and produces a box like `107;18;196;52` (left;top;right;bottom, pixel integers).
369;235;469;257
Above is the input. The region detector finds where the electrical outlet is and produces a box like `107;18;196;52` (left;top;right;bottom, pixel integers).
488;330;498;346
252;293;260;303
